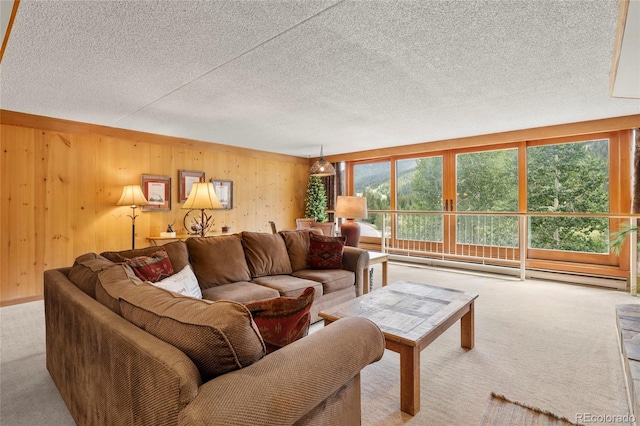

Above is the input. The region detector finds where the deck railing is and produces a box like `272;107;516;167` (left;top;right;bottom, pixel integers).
358;210;638;294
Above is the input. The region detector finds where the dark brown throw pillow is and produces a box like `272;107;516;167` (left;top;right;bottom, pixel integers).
124;248;174;282
308;233;346;269
244;287;315;354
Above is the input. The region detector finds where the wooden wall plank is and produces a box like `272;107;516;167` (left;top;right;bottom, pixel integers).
0;118;307;305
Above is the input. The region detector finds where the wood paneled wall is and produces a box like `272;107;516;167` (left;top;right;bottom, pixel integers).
0;111;309;305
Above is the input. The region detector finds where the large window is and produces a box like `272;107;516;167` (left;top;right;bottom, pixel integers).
527;139;610;253
397;156;443;241
456;149;519;247
354;162;390;235
347;131;628;278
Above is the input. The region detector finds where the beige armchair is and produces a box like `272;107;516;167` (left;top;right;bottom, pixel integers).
312;222;335;236
296;219;335;236
295;218;316;229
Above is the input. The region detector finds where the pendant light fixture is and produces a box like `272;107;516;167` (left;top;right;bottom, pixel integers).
309;145;336;177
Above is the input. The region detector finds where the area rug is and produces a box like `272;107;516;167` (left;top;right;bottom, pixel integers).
480;392;583;426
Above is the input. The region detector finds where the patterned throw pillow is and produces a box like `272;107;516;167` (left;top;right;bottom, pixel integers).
308;233;346;269
153;265;202;298
124;248;174;282
244;287;315;354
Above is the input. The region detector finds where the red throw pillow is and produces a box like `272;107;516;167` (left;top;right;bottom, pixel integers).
308;233;346;269
244;287;315;354
124;248;174;283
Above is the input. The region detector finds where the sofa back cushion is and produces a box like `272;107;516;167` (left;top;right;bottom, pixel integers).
279;229;323;272
68;253;115;298
241;231;292;278
119;283;265;381
95;263;142;314
101;240;190;273
186;234;251;289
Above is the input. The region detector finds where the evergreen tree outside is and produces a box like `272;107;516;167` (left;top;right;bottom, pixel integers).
304;176;328;222
398;157;443;241
527;139;609;253
455;149;519;247
355;162;391;231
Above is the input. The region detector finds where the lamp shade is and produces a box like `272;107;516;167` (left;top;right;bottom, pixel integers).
182;182;223;210
117;185;148;207
335;196;368;219
309;145;336;176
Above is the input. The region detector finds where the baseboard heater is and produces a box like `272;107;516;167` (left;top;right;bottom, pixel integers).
387;254;627;290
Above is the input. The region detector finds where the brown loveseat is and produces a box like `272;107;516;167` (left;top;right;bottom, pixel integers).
44;229;384;425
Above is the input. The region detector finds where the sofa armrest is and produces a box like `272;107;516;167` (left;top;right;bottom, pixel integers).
178;317;384;426
45;269;202;425
342;247;370;297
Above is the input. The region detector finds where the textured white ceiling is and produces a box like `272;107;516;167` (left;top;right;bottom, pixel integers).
1;0;639;157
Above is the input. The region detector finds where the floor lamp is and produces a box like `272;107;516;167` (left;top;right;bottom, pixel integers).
117;185;148;249
335;196;368;247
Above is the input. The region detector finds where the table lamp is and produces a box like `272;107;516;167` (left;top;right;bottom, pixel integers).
335;196;368;247
182;182;222;237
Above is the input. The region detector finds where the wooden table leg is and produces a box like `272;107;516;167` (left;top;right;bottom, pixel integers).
362;267;370;295
460;301;475;349
382;260;388;286
399;344;420;415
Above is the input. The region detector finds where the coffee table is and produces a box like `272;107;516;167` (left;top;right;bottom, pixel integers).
318;280;478;416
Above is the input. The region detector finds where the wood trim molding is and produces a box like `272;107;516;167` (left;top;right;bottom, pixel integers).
0;294;43;307
327;114;640;163
610;0;630;95
0;0;20;64
0;109;308;165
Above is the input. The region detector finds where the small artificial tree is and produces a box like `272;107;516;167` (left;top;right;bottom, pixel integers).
304;176;328;222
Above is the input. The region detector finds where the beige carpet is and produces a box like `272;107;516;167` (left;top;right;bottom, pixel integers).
1;263;637;425
480;392;582;425
357;262;635;425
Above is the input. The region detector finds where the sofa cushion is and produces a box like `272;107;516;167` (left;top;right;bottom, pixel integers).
292;269;355;293
124;248;174;282
201;282;280;304
101;240;190;273
279;229;322;272
119;283;265;382
308;234;346;269
244;287;314;353
153;265;202;299
68;253;115;298
241;231;292;277
95;263;142;314
251;275;323;299
186;234;251;289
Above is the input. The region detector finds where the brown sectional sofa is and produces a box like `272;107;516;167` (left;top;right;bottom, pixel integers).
44;229;383;425
101;230;370;322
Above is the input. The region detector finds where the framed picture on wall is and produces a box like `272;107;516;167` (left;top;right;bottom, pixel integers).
179;170;205;203
141;175;171;211
211;179;233;210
